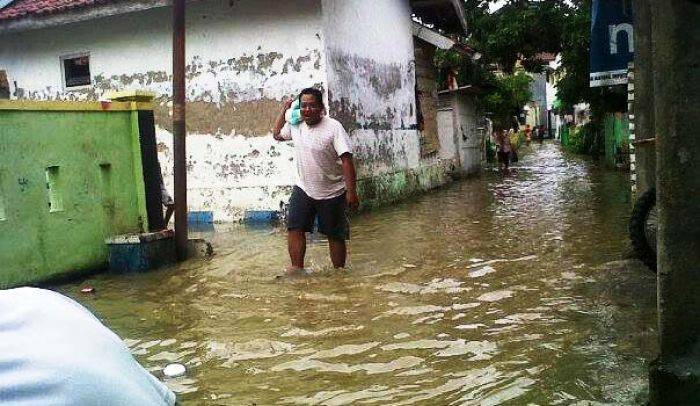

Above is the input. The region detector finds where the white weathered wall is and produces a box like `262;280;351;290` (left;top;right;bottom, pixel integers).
453;93;482;174
0;0;325;221
437;106;458;162
321;0;423;177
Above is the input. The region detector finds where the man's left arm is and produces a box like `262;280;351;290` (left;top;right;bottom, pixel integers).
340;153;359;211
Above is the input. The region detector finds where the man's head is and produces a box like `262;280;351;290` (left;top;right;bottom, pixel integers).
298;87;324;125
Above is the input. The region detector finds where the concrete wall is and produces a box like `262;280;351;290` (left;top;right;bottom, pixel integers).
526;72;547;128
437;106;459;163
437;91;483;175
0;101;149;287
0;0;325;221
322;0;453;206
453;94;482;174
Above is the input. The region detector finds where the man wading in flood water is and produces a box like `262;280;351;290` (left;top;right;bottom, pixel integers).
272;87;359;275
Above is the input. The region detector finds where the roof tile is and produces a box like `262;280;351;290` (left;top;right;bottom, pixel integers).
0;0;110;21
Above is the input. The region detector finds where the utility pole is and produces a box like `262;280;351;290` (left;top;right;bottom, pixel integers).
173;0;188;261
648;1;700;403
631;0;654;197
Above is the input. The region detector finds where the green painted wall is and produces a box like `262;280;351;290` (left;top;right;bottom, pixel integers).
604;113;630;168
0;106;148;287
358;162;452;210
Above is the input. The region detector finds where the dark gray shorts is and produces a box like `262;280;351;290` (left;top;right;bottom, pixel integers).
287;186;349;240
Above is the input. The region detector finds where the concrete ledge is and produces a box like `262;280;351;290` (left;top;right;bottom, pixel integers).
106;231;176;273
0;100;153;111
106;231;212;273
649;357;700;405
106;229;174;245
187;238;214;259
243;210;279;227
106;90;156;103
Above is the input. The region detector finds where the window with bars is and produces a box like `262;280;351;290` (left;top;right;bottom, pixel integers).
61;53;91;88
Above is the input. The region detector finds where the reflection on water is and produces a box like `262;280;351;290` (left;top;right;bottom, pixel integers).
61;142;656;405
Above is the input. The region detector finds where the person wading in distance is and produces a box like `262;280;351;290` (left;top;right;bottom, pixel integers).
272;87;359;275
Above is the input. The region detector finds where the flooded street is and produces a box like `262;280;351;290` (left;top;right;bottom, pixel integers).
61;142;657;405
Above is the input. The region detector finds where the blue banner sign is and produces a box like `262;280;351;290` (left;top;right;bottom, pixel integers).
590;0;634;87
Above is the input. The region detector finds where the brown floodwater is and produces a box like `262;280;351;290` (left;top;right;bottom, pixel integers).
60;141;658;405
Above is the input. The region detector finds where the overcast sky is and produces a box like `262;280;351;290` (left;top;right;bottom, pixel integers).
489;0;507;13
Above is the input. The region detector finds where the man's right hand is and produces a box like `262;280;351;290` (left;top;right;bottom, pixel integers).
273;96;296;140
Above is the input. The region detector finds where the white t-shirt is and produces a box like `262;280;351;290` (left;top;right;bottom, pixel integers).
279;116;354;200
0;287;176;406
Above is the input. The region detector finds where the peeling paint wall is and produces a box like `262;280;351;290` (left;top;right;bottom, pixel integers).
455;95;483;174
0;0;325;221
322;0;416;134
321;0;453;205
414;38;440;157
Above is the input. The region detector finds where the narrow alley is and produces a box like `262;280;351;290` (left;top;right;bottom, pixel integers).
60;142;657;405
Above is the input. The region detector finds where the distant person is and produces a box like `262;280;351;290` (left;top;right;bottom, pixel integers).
272;88;359;275
161;178;175;228
525;124;532;142
0;287;176;405
155;157;174;230
494;127;512;171
446;68;459;90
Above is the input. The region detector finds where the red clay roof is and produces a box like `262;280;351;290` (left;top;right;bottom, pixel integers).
0;0;110;21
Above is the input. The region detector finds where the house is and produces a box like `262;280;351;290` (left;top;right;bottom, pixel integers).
0;0;474;222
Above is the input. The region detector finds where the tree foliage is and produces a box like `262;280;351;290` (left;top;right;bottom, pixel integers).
435;49;532;129
464;0;571;73
482;72;533;128
435;1;628;130
449;1;629;116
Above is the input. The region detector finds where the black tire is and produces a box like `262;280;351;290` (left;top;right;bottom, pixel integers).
629;188;657;272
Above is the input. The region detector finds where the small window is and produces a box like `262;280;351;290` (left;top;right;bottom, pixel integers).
0;171;6;221
61;53;91;88
100;163;113;199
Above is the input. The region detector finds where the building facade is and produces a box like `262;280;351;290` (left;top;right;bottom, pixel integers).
0;0;472;222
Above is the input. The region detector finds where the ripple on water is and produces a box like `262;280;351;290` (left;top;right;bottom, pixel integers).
455;323;487;330
308;342;380;359
494;313;544;325
298;292;349;302
280;386;405;406
376;278;468;295
381;339;497;361
383;302;480;318
271;356;424;375
281;325;365;337
477;290;514;302
469;265;497;278
206;339;296;365
388;367;534;406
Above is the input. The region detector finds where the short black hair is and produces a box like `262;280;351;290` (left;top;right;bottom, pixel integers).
298;87;325;109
